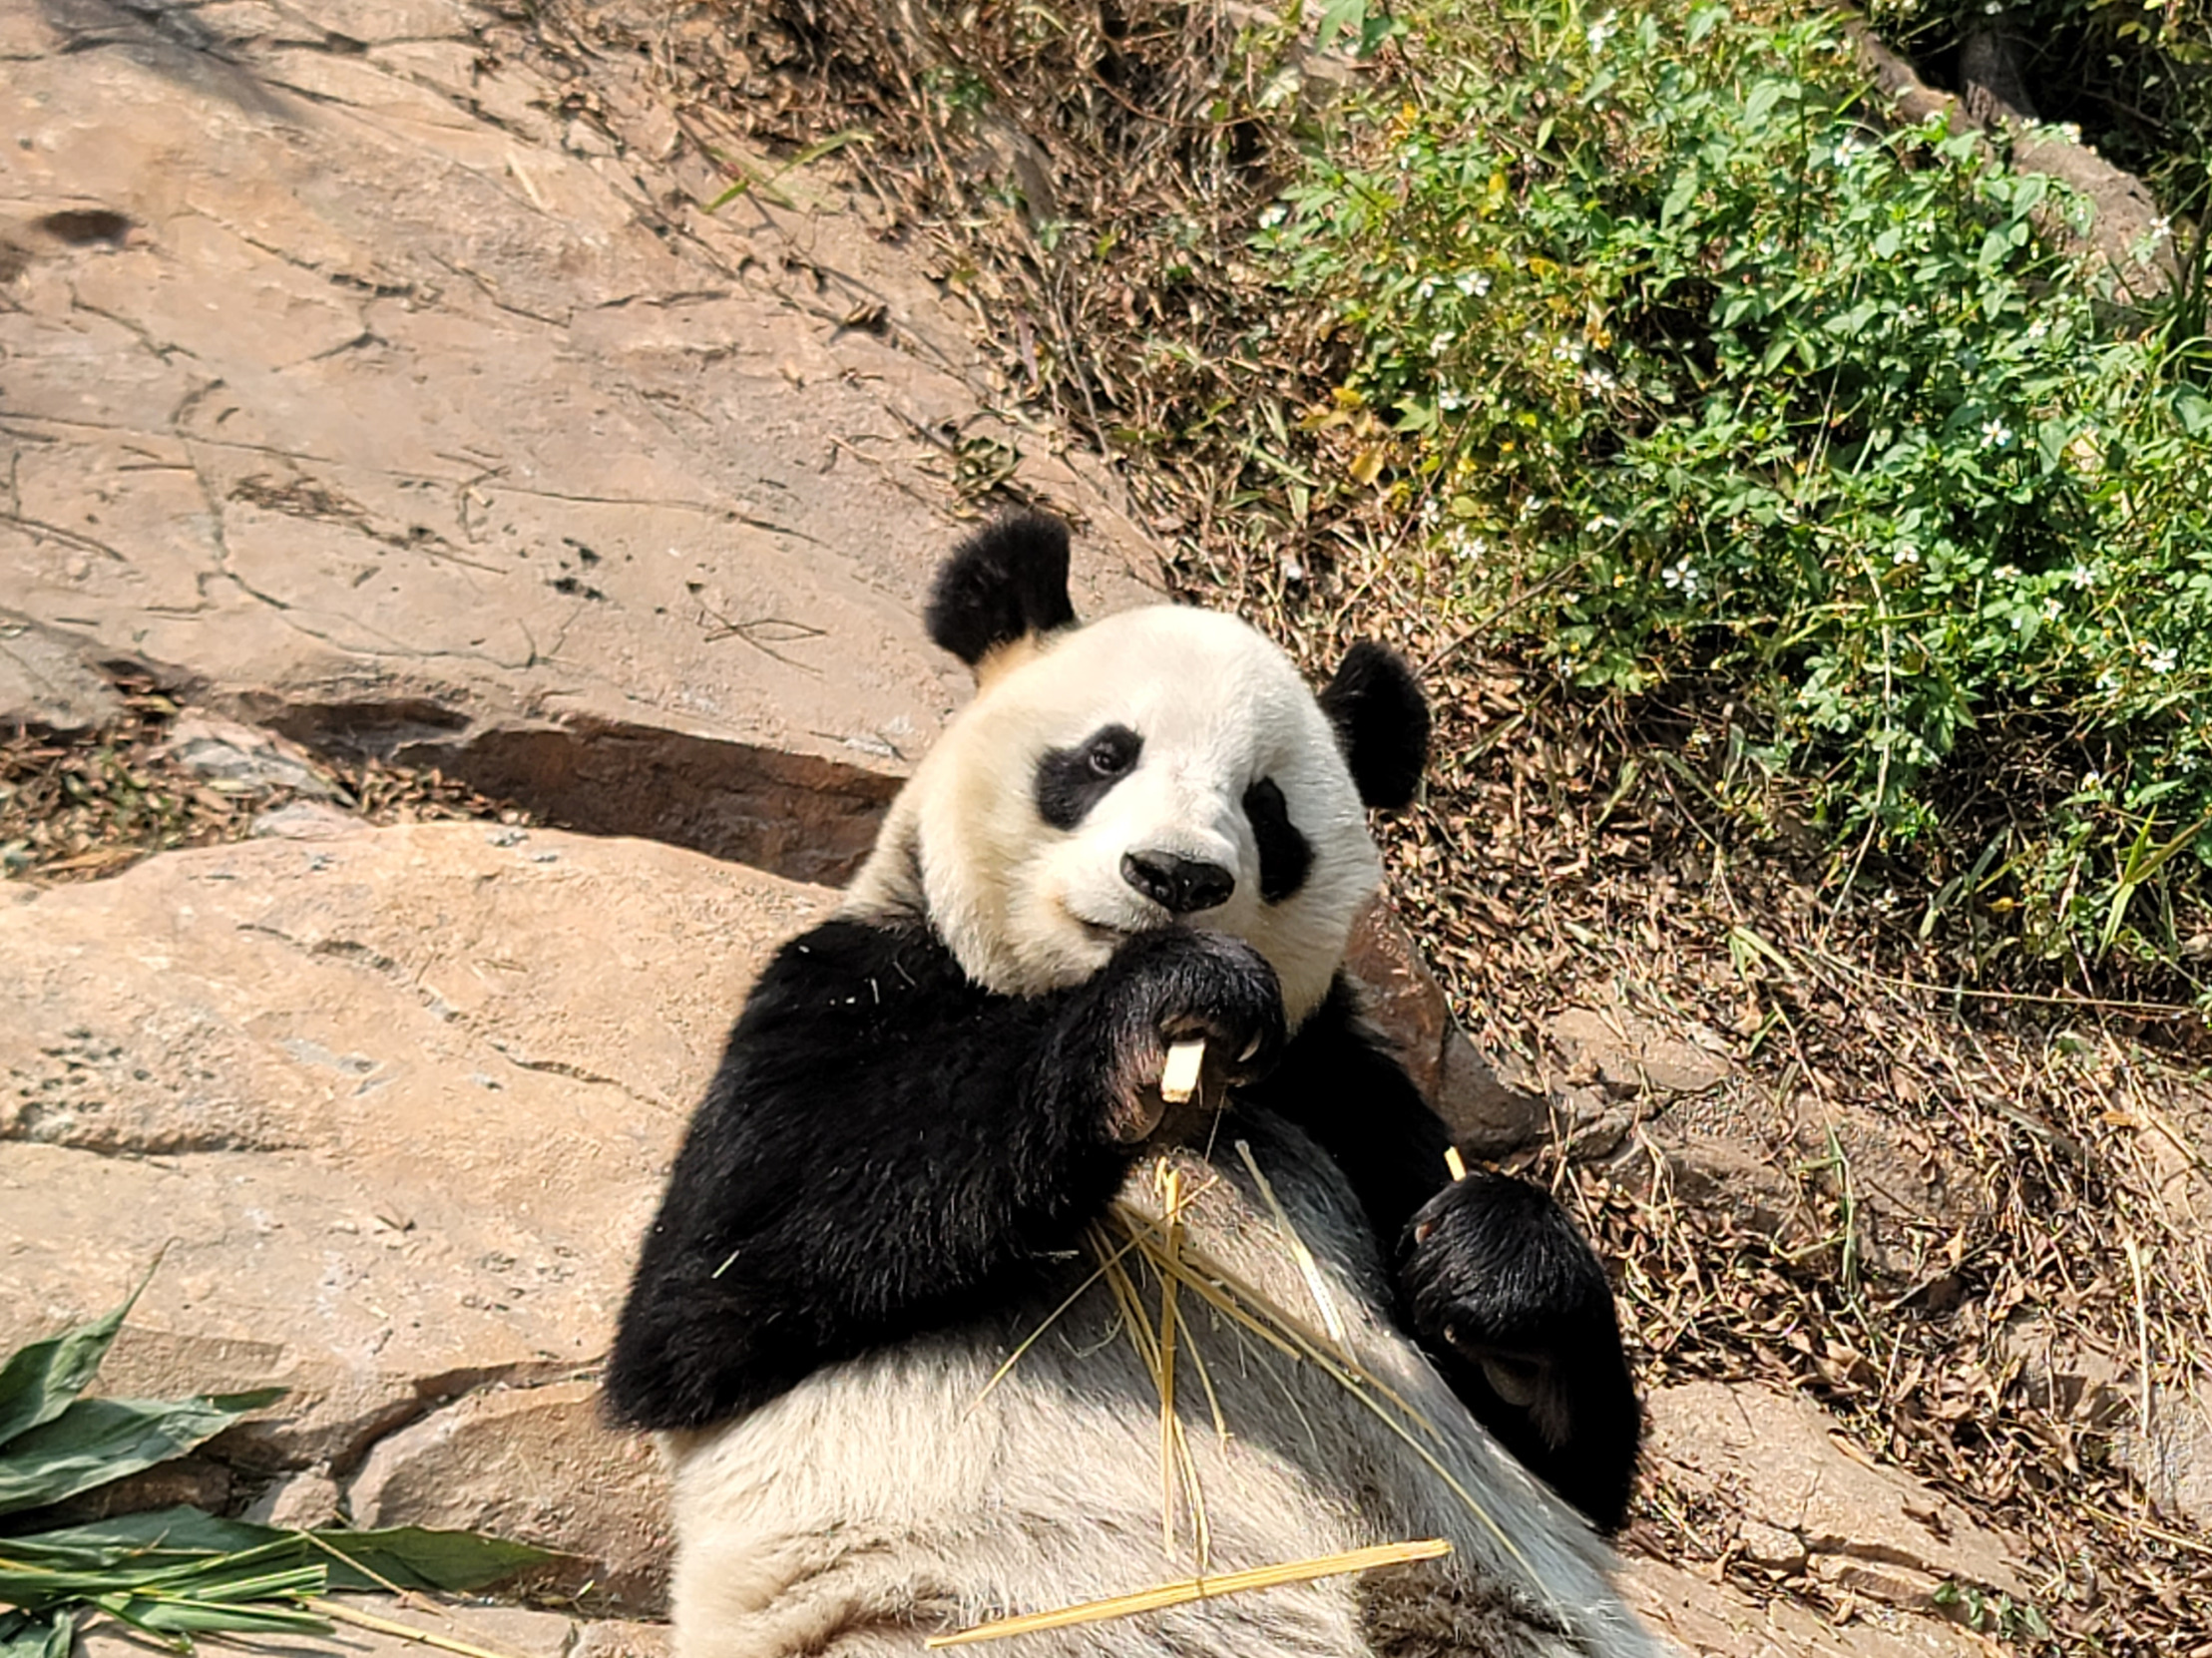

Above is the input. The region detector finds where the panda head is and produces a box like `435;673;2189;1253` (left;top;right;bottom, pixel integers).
845;514;1430;1029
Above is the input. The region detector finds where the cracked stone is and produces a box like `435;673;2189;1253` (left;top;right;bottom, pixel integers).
1647;1381;2027;1607
0;0;1159;827
1550;1006;1731;1097
1736;1518;1809;1572
2117;1376;2212;1528
347;1379;669;1611
159;712;351;799
1624;1556;1989;1658
0;823;831;1468
0;613;125;733
242;1466;343;1529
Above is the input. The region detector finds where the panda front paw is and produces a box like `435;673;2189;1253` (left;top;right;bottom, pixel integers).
1401;1169;1642;1532
1061;928;1286;1143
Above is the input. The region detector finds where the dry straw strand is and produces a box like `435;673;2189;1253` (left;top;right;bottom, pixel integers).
310;1601;533;1658
1234;1138;1351;1359
923;1538;1453;1647
1107;1206;1560;1615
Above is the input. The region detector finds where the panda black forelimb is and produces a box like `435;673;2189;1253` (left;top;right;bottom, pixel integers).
603;918;1286;1434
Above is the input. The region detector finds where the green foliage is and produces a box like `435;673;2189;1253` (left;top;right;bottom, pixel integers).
0;1289;551;1651
1264;0;2212;978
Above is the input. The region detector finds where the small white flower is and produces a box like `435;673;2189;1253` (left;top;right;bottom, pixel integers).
1580;366;1617;394
2097;668;2121;693
1584;514;1619;533
1586;14;1615;51
1431;330;1458;354
1455;270;1492;297
2066;564;2094;590
1519;496;1548;521
2150;215;2174;244
2042;596;2062;622
2148;645;2178;674
1661;558;1700;597
1893;545;1921;567
2025;317;2049;342
1981;418;2012;448
1257;204;1287;229
1438;387;1467;412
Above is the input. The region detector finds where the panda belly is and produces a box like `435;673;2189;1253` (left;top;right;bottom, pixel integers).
662;1119;1653;1658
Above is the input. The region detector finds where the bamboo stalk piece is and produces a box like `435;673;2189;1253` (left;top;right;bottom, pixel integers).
923;1538;1452;1647
1160;1038;1206;1104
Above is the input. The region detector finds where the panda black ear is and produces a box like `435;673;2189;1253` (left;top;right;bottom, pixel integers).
924;513;1079;668
1320;642;1429;811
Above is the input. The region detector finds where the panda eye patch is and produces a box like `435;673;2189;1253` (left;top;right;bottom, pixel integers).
1243;777;1312;904
1087;729;1139;777
1037;723;1143;830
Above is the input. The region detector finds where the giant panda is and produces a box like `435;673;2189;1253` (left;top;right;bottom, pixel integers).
606;515;1656;1658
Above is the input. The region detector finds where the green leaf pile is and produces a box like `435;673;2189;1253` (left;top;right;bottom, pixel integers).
0;1285;552;1654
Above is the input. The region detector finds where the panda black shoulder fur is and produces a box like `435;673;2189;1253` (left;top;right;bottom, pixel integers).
608;515;1655;1658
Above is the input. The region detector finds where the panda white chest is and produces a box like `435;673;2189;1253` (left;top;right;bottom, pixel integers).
661;1116;1644;1658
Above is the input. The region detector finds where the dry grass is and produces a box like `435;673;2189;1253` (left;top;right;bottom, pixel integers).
0;673;529;885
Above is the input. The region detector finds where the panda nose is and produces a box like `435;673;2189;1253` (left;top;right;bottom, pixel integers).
1122;852;1236;915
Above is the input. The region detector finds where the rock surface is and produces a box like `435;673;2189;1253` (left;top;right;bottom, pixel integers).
0;0;1154;874
1645;1381;2027;1612
1621;1556;1989;1658
1;821;828;1607
0;614;126;733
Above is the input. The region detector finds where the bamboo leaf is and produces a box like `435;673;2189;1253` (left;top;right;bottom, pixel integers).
0;1391;284;1516
0;1610;73;1658
0;1269;156;1449
308;1526;556;1593
2;1507;553;1593
0;1506;269;1569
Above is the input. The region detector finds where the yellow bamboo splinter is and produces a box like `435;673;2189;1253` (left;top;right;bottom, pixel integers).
924;1538;1452;1647
1160;1038;1206;1104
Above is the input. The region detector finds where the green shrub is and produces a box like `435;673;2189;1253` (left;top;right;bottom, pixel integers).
1265;0;2212;978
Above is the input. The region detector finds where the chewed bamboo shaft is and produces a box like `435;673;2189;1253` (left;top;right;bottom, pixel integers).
923;1539;1453;1647
1160;1038;1206;1104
